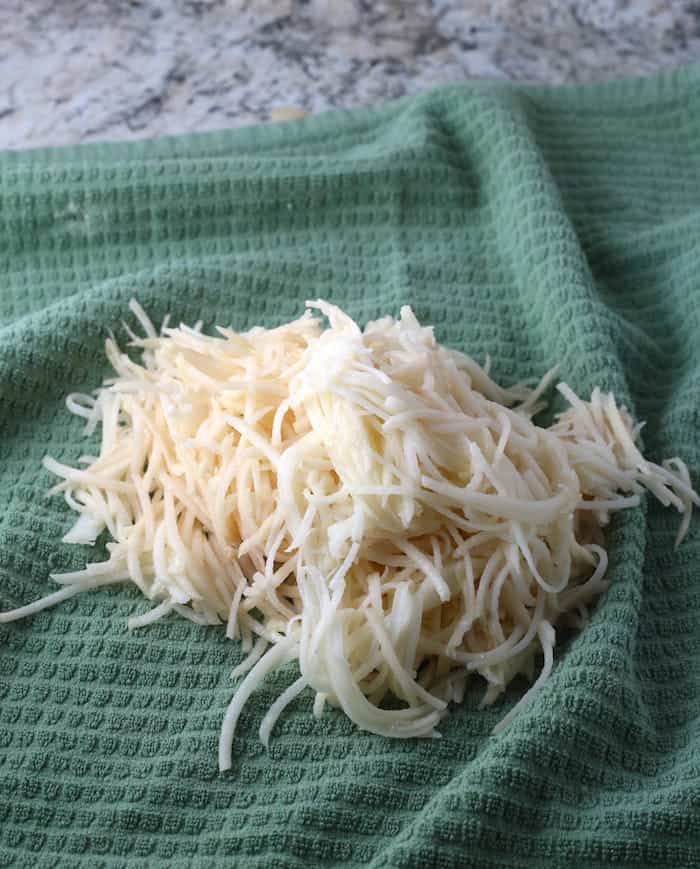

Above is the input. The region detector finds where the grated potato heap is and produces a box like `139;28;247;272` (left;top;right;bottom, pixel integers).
1;300;697;771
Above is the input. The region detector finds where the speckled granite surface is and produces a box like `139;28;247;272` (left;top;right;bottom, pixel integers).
2;0;700;149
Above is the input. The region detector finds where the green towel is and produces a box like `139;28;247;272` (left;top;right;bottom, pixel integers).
2;64;700;868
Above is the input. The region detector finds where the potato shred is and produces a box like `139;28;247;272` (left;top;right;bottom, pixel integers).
1;300;696;770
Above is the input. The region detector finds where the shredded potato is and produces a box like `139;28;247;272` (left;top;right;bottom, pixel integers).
1;299;696;771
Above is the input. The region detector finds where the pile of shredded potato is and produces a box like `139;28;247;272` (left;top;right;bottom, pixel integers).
1;300;696;771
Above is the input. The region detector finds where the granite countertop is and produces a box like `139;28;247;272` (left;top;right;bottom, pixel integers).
2;0;699;149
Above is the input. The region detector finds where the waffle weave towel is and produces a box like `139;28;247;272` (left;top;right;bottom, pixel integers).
2;65;700;868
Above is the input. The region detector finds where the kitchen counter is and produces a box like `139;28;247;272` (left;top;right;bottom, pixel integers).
2;0;699;149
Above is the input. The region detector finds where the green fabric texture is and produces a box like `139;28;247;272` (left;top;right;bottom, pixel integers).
2;64;700;868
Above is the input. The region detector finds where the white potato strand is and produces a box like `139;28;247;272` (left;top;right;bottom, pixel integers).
1;299;696;773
